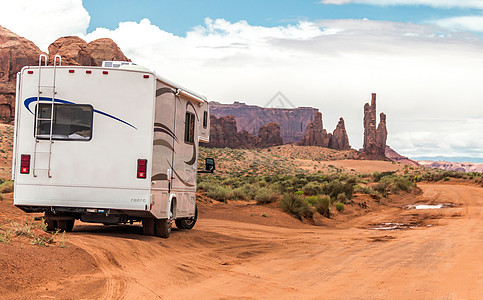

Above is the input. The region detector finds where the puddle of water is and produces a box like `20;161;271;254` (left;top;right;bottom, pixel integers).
409;204;443;210
404;203;459;210
371;222;419;230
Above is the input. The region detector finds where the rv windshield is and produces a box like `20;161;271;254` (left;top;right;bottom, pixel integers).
35;103;93;141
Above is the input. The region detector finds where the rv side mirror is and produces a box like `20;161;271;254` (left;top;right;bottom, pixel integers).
205;158;215;172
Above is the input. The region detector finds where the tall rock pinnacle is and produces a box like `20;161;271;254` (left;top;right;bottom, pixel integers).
362;93;387;159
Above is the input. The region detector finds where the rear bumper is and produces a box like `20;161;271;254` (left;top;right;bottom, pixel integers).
14;183;151;211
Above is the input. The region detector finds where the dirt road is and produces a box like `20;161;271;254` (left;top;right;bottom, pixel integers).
9;183;483;299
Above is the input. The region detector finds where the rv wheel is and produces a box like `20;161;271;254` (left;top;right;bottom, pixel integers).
175;205;198;230
45;219;57;232
65;219;75;232
155;219;172;238
56;219;75;232
142;218;156;236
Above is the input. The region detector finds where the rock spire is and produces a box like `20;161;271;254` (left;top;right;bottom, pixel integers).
362;93;387;159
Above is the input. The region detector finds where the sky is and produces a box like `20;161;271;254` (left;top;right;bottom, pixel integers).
1;0;482;161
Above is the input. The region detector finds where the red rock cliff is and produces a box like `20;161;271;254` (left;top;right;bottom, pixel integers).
0;26;43;122
48;36;129;66
210;102;316;143
0;27;130;123
207;114;283;148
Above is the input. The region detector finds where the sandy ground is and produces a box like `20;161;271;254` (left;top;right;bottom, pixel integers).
1;183;481;299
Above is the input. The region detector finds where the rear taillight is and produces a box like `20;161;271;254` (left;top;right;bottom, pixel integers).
137;159;147;179
20;154;30;174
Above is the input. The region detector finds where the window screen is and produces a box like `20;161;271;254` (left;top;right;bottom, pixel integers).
203;111;208;129
184;112;195;144
35;103;93;141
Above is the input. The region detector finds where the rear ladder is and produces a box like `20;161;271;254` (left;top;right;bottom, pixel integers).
32;54;61;178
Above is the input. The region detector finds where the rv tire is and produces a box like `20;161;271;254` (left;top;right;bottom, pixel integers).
175;205;198;230
56;219;75;232
65;219;75;232
45;219;56;232
142;218;156;236
155;219;171;238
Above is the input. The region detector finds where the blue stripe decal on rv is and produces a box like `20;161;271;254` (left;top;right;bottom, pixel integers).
24;97;138;130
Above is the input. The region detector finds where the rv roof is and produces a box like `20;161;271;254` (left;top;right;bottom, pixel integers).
153;72;208;104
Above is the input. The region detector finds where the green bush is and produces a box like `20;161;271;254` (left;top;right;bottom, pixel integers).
279;194;313;221
206;185;233;202
316;196;331;218
336;193;348;204
306;195;321;206
322;180;353;200
444;177;450;181
255;187;278;204
335;202;345;213
0;181;14;194
302;182;322;196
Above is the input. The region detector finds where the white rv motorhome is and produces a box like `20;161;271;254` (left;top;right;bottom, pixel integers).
12;55;213;238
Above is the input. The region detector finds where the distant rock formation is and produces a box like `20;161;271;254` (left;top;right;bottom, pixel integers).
210;102;316;143
257;122;283;147
417;160;483;173
0;27;130;124
362;93;387;159
385;146;419;166
329;117;351;150
207;115;283;148
299;112;331;147
299;112;351;150
48;36;129;66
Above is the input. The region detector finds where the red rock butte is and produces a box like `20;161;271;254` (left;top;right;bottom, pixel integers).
0;26;129;123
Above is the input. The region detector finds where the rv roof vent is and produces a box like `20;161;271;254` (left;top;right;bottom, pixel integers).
102;61;137;68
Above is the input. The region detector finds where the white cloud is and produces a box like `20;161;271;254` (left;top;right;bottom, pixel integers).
433;15;483;32
321;0;483;9
1;1;482;157
79;18;483;157
0;0;89;51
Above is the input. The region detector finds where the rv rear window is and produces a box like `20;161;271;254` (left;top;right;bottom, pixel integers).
184;112;195;144
35;103;93;141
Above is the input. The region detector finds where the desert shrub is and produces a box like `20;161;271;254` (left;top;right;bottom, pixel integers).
316;196;331;218
322;180;353;200
279;194;313;221
335;202;345;213
255;187;278;204
302;182;322;196
0;180;14;193
336;193;348;204
294;190;304;196
306;195;321;206
206;185;233;202
373;181;388;197
444;177;450;181
232;187;248;200
222;177;237;187
354;184;373;194
0;193;4;201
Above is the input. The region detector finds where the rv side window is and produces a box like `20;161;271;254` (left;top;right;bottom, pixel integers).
203;111;208;129
35;103;93;141
184;112;195;144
